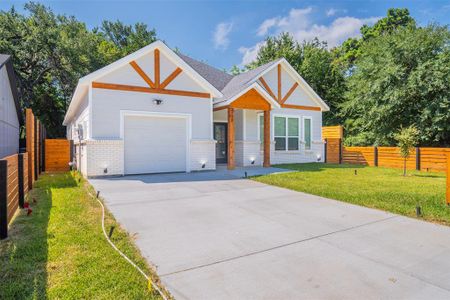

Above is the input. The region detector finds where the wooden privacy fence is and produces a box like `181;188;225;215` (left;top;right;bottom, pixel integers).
333;145;449;172
322;125;343;164
322;125;450;172
447;154;450;205
45;139;71;172
0;108;44;239
322;125;450;205
26;108;46;187
0;153;28;239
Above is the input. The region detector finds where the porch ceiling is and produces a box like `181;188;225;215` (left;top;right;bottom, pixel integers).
229;88;270;110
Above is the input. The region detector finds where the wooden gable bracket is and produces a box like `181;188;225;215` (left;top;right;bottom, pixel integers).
258;63;321;111
93;49;210;99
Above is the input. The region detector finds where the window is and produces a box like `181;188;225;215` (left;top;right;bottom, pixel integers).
259;115;264;142
274;116;300;151
303;117;312;150
288;118;299;150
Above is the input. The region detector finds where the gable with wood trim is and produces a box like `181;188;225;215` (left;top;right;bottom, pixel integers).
63;40;329;177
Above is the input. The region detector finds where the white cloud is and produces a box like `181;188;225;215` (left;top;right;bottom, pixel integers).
326;8;347;17
326;9;337;16
239;8;380;65
257;7;313;37
213;22;233;50
292;16;380;48
257;18;278;36
238;42;265;65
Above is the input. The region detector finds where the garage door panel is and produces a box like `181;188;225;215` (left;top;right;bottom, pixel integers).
124;115;187;174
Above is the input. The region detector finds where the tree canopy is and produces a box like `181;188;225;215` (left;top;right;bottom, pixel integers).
246;8;449;146
0;3;157;137
1;4;448;147
341;24;450;146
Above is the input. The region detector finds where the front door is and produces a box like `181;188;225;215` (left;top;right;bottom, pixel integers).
214;123;227;164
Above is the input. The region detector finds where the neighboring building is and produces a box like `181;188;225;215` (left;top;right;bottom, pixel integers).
0;54;22;158
63;41;329;177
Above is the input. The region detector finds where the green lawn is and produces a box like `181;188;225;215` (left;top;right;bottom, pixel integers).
0;172;167;299
254;163;450;226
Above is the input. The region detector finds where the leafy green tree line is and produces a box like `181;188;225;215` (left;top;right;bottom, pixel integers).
246;8;450;147
0;2;157;137
1;4;448;147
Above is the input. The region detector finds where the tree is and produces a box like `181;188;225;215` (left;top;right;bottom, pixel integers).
246;32;302;70
98;20;157;58
246;33;346;125
0;2;158;137
335;8;416;69
229;65;244;75
394;126;419;176
341;25;450;147
361;8;415;40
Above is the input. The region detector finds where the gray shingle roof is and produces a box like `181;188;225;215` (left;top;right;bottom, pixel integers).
178;52;280;101
0;54;23;125
177;53;233;91
0;54;11;68
219;59;281;102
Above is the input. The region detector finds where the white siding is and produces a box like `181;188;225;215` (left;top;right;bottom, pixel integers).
261;65;319;107
79;47;215;176
67;91;89;141
68;92;89;172
91;89;212;139
213;109;228;122
213;107;324;166
0;66;19;158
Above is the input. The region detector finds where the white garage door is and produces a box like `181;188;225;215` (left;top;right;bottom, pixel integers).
124;115;188;174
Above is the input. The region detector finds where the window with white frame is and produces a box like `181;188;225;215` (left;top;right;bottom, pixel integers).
303;117;312;150
259;115;264;143
274;116;300;151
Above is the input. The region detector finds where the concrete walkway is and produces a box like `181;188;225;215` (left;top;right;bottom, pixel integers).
90;168;450;300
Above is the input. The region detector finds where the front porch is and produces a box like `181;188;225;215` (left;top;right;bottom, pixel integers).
213;87;277;170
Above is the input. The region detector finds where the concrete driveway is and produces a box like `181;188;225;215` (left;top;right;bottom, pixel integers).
90;167;450;300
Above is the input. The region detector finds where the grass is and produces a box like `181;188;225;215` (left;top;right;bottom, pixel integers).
253;163;450;226
0;172;167;299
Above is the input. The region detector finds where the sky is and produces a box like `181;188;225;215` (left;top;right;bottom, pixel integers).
1;0;449;71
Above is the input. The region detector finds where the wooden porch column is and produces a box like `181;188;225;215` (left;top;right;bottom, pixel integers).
263;109;271;167
227;107;235;170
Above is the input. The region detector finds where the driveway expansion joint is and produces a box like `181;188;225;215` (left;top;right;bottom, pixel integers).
160;215;398;277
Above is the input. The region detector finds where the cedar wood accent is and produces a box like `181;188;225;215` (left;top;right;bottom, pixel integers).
92;49;210;98
259;63;321;111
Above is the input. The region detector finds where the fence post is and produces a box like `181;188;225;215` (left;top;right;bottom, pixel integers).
0;160;7;239
324;138;328;163
374;146;378;167
416;147;421;171
18;154;25;208
446;153;449;206
42;128;46;172
34;117;38;180
338;138;342;164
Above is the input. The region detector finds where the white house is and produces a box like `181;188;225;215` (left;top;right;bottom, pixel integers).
63;41;329;177
0;54;22;158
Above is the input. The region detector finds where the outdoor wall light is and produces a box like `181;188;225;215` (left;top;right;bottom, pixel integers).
250;157;255;165
316;154;322;162
103;167;108;174
200;160;206;168
153;98;163;105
